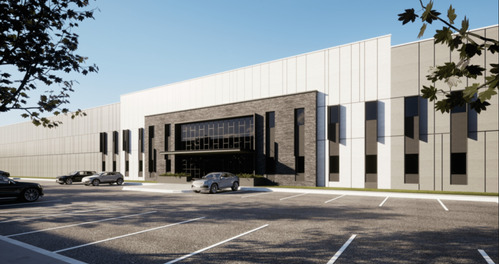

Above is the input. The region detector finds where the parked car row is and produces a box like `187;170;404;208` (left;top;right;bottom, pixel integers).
56;171;124;186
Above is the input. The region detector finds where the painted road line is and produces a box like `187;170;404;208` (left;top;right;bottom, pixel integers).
324;195;346;204
7;211;157;238
327;234;357;264
280;193;308;201
0;235;87;264
165;224;269;264
0;206;120;224
54;216;206;253
478;249;496;264
241;192;272;198
437;199;449;211
379;196;389;207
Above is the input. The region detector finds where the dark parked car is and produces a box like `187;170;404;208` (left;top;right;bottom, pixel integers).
82;172;124;186
0;170;10;177
56;171;96;185
0;175;44;202
191;172;239;194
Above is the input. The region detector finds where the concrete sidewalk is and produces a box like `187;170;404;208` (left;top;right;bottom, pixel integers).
121;182;499;203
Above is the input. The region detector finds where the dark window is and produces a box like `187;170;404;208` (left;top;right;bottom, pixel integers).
164;124;170;151
139;128;144;153
328;106;339;141
296;156;305;173
177;116;254;151
102;161;106;171
139;160;143;172
122;130;131;153
451;152;467;174
405;154;419;174
365;155;377;174
295;108;305;175
113;161;116;172
329;155;339;174
99;132;108;154
404;116;415;138
405;96;419;117
113;131;119;154
365;101;378;120
125;161;129;172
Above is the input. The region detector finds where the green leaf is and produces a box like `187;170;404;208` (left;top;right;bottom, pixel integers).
478;87;498;102
434;27;452;45
418;23;427;38
421;85;438;101
463;83;480;100
398;8;419;25
447;5;457;24
459;17;469;35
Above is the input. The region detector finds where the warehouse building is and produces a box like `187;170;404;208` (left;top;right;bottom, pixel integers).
0;26;497;192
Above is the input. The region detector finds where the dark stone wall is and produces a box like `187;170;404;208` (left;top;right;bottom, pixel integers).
145;91;318;187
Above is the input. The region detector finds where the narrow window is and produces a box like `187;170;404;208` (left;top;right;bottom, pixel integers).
266;111;276;174
328;105;340;181
294;108;305;175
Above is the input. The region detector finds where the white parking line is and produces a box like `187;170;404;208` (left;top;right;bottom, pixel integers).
437;199;449;211
6;211;157;237
327;234;357;264
165;224;269;264
54;217;206;253
241;192;272;198
379;197;389;207
324;195;346;204
478;249;496;264
280;193;308;201
0;206;120;224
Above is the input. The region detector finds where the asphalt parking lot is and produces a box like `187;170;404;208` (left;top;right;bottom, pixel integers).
0;180;498;264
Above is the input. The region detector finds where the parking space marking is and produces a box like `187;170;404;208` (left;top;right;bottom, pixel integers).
280;193;308;201
0;206;121;224
324;195;346;204
241;192;272;198
379;196;389;207
165;224;269;264
54;216;206;253
6;211;157;238
437;199;449;211
327;234;357;264
478;249;496;264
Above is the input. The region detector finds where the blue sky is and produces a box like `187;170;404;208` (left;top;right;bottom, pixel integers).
1;0;498;126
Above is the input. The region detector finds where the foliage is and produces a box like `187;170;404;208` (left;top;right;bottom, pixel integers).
237;173;264;178
398;0;498;113
0;0;98;127
159;173;191;177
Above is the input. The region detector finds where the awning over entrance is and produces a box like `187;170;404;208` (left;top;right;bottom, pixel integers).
159;148;253;156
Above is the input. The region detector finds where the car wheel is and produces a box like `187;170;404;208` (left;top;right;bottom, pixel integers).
116;178;124;185
22;188;40;202
92;179;100;186
231;181;239;191
209;184;218;194
65;178;72;185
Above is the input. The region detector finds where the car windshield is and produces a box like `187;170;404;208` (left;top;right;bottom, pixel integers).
70;171;79;175
202;173;220;180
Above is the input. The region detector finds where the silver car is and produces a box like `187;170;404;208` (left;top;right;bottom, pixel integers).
191;172;239;194
83;172;124;186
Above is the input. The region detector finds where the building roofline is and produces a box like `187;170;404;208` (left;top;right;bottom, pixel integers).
391;24;499;49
